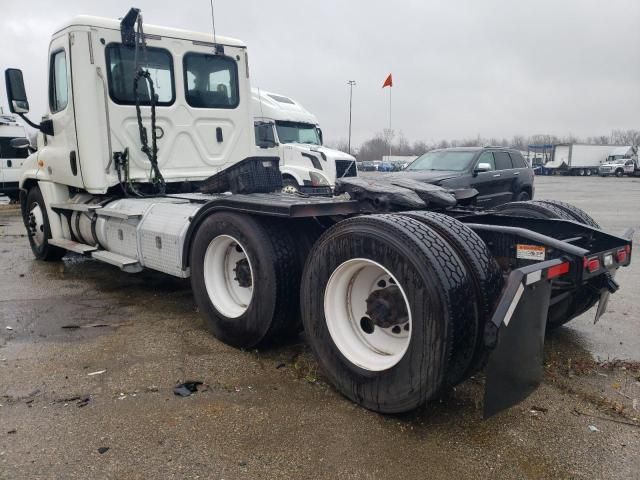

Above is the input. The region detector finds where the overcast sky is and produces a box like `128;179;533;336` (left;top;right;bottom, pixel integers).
1;0;638;146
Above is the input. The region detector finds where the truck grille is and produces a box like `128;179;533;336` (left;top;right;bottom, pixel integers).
335;159;357;178
600;166;611;173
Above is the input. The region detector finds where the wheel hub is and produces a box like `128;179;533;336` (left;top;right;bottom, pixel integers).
234;258;252;288
323;258;412;371
365;285;409;328
28;203;45;247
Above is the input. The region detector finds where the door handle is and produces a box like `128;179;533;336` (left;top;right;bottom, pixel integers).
216;127;223;143
493;173;501;177
513;172;520;176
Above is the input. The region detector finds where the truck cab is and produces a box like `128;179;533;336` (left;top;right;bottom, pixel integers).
599;146;638;177
12;14;255;198
0;114;29;200
252;88;356;194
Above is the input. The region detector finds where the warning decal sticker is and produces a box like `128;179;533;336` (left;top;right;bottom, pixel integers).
516;244;546;261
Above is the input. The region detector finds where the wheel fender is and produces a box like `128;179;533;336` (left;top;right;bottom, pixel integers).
34;181;71;239
279;167;308;186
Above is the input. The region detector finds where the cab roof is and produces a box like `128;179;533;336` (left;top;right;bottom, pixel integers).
54;15;246;48
251;88;318;124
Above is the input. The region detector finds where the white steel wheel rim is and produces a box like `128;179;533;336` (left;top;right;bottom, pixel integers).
203;235;254;318
29;202;45;247
282;184;298;194
324;258;412;371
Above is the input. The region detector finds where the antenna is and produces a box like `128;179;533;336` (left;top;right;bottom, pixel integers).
209;0;224;54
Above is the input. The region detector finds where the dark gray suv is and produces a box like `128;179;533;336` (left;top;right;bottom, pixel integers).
395;147;534;207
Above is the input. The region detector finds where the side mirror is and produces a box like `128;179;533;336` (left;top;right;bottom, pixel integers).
10;137;30;149
474;162;492;173
317;127;323;145
255;123;277;149
5;69;29;114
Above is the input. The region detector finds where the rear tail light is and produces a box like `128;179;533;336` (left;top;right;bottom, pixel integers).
584;256;601;273
547;262;570;279
615;247;628;264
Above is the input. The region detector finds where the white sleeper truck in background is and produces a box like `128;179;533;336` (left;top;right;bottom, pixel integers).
252;88;356;194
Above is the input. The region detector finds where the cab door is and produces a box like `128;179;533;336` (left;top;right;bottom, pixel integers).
40;34;82;187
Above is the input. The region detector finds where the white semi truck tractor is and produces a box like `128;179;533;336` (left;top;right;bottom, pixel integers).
5;8;632;417
252;88;356;194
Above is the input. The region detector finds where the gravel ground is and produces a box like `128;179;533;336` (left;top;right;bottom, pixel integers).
1;176;639;479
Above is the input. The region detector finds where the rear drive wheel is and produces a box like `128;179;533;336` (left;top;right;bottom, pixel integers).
493;200;602;329
190;212;300;348
400;211;503;383
301;214;476;413
24;185;65;261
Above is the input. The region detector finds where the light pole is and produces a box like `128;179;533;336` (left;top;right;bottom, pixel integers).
347;80;356;155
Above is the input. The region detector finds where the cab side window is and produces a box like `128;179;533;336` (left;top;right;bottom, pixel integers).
184;53;239;109
476;151;495;170
106;44;175;105
49;50;69;113
494;151;512;170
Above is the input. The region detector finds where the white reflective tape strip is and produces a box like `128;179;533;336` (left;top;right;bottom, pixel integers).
503;283;525;327
525;270;542;285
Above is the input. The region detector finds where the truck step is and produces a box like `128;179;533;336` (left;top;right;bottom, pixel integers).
50;203;102;212
48;238;98;254
91;250;142;273
96;209;143;220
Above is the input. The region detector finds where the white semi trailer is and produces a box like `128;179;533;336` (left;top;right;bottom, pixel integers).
252;88;357;194
546;144;622;176
5;9;632;417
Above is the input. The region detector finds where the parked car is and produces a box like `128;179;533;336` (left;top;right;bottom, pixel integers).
377;161;394;172
358;161;376;171
392;147;534;207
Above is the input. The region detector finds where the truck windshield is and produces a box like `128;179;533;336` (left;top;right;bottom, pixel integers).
275;121;320;145
407;150;476;171
0;137;29;159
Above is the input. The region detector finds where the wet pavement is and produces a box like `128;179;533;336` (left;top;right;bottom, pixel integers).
1;177;639;479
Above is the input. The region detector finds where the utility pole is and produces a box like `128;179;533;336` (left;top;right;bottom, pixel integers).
347;80;356;155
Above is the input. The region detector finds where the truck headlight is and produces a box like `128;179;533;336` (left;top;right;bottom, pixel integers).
309;172;329;187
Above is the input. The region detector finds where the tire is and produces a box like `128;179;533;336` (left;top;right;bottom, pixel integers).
281;177;300;194
24;185;65;261
615;168;624;178
586;169;592;176
190;212;301;348
534;199;599;228
493;200;602;329
400;211;503;382
301;214;477;413
514;190;530;201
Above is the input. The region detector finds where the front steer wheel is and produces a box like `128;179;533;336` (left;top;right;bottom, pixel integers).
301;214;477;413
24;186;65;261
190;212;301;348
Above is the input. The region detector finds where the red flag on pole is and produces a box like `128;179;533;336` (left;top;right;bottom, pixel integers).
382;73;393;88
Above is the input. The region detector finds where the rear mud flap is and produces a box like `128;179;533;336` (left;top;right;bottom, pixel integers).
483;261;557;418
